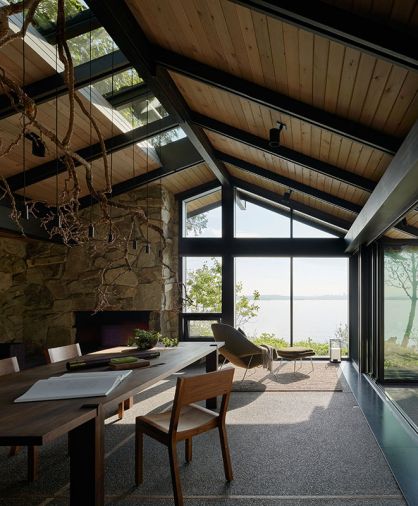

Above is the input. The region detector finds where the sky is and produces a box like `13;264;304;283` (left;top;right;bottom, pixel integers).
184;199;348;297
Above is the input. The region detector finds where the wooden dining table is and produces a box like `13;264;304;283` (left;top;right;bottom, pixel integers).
0;341;220;506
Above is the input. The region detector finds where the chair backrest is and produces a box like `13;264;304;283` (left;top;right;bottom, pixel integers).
0;356;20;376
170;368;234;432
211;323;262;357
46;343;82;364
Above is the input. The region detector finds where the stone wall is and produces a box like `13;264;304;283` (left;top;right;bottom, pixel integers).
0;185;179;360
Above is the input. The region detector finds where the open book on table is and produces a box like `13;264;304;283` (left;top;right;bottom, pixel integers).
14;370;132;403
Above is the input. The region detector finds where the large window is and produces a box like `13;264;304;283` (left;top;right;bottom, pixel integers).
384;245;418;380
235;198;290;237
183;190;222;238
235;258;291;345
293;258;348;354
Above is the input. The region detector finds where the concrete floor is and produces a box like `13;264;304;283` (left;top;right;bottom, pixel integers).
0;367;406;506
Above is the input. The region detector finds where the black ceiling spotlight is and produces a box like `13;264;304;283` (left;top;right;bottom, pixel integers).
24;132;46;157
269;121;286;148
283;189;292;202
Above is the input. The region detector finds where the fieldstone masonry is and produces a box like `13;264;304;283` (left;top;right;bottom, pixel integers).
0;185;179;360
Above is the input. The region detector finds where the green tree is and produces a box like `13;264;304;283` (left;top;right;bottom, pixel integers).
185;213;208;237
386;248;418;348
186;258;260;325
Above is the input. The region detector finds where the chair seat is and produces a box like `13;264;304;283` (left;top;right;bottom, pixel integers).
276;346;316;358
137;404;218;435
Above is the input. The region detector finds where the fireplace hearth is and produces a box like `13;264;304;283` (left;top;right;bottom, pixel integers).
75;311;151;353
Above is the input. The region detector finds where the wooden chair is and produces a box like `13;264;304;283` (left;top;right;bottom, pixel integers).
0;357;39;482
45;343;128;419
45;343;81;364
135;368;235;506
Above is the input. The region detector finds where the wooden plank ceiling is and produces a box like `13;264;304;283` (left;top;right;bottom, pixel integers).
0;33;159;205
1;0;417;239
125;0;418;238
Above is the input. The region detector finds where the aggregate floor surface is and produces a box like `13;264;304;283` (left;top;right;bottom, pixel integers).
0;367;406;506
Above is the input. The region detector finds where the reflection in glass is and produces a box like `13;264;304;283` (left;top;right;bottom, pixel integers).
94;68;143;96
293;258;348;356
67;27;116;65
118;96;168;129
235;258;291;345
31;0;88;32
384;245;418;380
184;190;222;238
147;127;186;148
183;257;222;313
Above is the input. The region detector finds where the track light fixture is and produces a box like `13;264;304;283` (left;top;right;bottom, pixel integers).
24;132;46;157
269;121;286;148
283;189;292;202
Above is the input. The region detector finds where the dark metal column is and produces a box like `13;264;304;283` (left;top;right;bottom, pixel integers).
221;186;235;326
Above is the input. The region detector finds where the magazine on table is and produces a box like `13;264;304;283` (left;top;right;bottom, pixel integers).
14;370;132;403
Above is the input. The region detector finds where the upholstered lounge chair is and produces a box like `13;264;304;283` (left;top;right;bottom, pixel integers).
211;323;271;380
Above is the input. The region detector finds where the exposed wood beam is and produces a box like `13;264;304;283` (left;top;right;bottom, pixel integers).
79;137;203;208
216;151;362;214
0;50;130;120
155;47;400;155
229;0;418;72
38;10;101;45
86;0;230;187
105;83;151;109
7;116;178;191
231;176;353;232
345;119;418;252
237;191;345;238
193;113;376;192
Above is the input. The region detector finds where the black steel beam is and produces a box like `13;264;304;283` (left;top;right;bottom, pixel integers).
237;191;345;238
0;50;130;120
345;119;418;252
155;47;401;155
194;113;376;192
38;10;101;45
79;137;203;208
105;83;151;109
86;0;230;187
217;151;362;214
7;116;178;191
229;0;418;72
231;176;353;232
180;237;348;257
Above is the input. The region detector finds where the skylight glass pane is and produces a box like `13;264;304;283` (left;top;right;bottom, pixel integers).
31;0;88;32
148;127;186;148
117;96;168;129
67;27;117;66
94;69;143;96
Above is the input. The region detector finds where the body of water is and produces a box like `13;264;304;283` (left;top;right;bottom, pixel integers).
238;298;417;345
240;299;348;343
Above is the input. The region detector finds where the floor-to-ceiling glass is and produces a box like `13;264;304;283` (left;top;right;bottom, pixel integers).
383;244;418;380
234;258;291;346
293;258;349;356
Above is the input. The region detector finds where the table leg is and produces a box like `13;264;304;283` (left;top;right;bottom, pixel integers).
206;347;219;409
69;407;104;506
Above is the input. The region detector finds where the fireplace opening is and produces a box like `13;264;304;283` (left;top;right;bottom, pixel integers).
75;311;150;353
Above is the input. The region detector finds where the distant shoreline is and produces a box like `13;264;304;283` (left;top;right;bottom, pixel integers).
246;295;409;301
